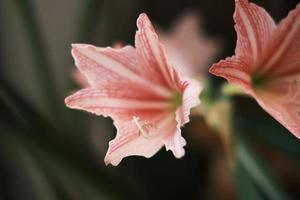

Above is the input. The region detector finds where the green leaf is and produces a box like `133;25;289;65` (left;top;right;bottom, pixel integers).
235;138;291;200
234;159;264;200
11;0;61;122
232;96;300;158
0;134;57;200
76;0;104;43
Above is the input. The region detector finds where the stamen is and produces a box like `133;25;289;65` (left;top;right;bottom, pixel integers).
131;116;157;139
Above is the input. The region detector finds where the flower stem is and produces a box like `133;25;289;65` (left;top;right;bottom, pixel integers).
221;82;245;97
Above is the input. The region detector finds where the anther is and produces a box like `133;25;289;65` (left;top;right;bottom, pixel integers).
131;116;157;139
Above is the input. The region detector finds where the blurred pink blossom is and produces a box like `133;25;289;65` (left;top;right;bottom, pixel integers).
159;11;220;78
65;14;201;166
210;0;300;138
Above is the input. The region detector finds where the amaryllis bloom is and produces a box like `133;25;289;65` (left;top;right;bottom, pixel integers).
65;13;201;166
209;0;300;138
159;12;220;78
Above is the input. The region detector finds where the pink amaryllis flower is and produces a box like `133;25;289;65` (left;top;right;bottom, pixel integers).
65;13;201;166
209;0;300;138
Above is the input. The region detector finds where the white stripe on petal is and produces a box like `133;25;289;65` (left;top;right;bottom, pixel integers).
263;15;300;72
213;67;251;84
67;96;170;110
238;5;258;60
145;29;174;88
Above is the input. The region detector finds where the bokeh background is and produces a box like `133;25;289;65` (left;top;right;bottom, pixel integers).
1;0;300;199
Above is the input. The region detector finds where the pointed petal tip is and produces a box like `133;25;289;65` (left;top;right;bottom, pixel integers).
104;157;112;166
137;13;152;28
235;0;248;3
104;159;113;166
64;95;75;108
104;153;122;166
208;64;218;75
166;146;185;159
71;43;96;52
64;91;88;110
104;155;112;166
209;64;224;77
71;43;86;48
169;140;186;159
138;13;148;20
175;151;185;159
71;44;86;58
64;96;71;106
164;130;187;159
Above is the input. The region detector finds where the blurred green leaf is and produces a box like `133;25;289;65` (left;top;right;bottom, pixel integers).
234;159;263;200
232;96;300;158
13;140;58;200
228;96;295;200
0;127;133;200
0;133;58;200
235;138;291;200
77;0;104;43
12;0;61;122
0;84;28;129
32;146;117;200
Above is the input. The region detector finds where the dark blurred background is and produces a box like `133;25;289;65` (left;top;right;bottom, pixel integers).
0;0;299;199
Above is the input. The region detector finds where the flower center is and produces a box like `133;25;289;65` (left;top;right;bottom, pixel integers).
171;91;183;108
251;72;266;89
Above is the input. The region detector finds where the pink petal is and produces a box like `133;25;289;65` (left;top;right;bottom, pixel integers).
105;111;186;165
71;42;127;88
71;44;171;98
65;87;169;118
104;120;164;166
135;13;181;90
162;79;201;158
160;11;221;77
209;56;252;91
163;126;187;158
255;78;300;138
234;0;276;66
176;79;202;126
261;4;300;76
